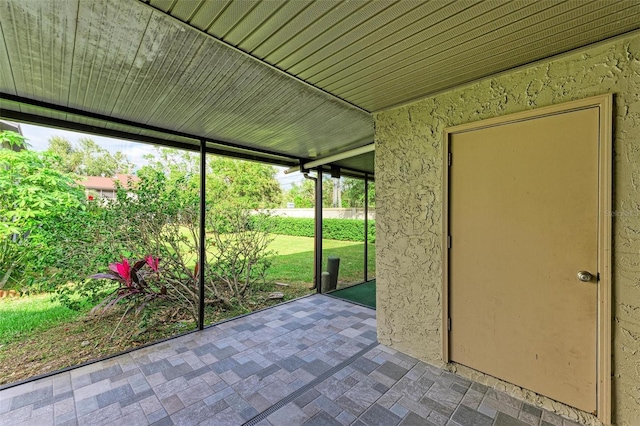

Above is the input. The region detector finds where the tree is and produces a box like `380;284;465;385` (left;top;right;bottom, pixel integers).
46;136;133;176
341;177;375;208
285;178;315;208
140;148;282;209
207;157;281;209
0;131;86;288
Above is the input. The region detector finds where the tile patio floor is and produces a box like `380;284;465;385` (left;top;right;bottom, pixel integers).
1;295;581;426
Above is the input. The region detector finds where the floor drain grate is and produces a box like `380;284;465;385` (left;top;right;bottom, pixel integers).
243;341;379;426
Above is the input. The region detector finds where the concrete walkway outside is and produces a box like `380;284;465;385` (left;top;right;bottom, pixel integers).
0;295;581;426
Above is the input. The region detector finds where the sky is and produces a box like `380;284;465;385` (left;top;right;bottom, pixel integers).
17;122;303;190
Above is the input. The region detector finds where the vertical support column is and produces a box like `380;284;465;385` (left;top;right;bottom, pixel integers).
315;169;323;293
364;174;369;283
198;140;206;330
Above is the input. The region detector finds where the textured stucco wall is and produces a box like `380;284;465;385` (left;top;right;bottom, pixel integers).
374;33;640;426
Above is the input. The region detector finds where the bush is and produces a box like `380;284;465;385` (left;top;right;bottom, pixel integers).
258;216;375;243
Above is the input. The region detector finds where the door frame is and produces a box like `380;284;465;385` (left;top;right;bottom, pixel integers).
441;94;612;424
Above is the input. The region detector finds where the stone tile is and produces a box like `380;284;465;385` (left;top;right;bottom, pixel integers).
486;389;523;410
424;383;463;409
519;410;542;426
312;395;342;417
304;409;343;426
257;364;281;379
397;396;431;418
75;396;98;417
451;404;493;426
10;386;53;410
302;359;331;377
522;403;543;417
77;402;122;426
247;392;272;412
234;360;263;379
494;412;529;426
95;384;134;408
147;407;168;423
294;388;322;408
90;364;123;383
351;357;379;374
359;403;402;426
277;355;307;372
176;381;212;407
267;402;309;425
541;410;564;426
471;382;489;395
377;361;409;381
161;395;185;415
400;411;437;426
420;395;453;417
477;403;497;418
460;389;483;410
334;394;367;416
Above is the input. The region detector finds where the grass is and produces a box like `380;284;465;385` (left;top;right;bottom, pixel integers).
0;234;376;385
0;294;84;345
266;234;376;287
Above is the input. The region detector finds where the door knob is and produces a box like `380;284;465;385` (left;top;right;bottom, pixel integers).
577;271;593;282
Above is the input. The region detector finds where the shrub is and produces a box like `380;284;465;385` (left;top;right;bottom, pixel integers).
256;216;375;243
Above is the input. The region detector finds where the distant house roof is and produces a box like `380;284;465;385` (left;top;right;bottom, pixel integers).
78;174;139;191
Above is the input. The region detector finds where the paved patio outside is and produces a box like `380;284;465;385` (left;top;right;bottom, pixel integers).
0;295;581;426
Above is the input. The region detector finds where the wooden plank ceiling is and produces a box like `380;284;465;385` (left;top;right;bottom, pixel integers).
2;0;640;174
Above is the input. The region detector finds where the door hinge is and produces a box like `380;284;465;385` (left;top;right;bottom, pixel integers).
448;152;452;166
447;235;451;249
447;318;451;331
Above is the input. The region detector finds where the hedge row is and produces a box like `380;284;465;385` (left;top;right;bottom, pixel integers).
259;216;375;242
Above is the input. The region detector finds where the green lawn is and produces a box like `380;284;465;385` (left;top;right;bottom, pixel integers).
0;294;83;344
266;234;375;287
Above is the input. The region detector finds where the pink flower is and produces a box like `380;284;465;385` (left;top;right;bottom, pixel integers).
109;258;132;286
145;255;159;272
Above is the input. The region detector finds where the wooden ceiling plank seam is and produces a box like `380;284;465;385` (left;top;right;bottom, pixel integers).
299;0;504;83
219;0;262;41
190;0;232;33
338;0;613;100
149;0;176;13
205;0;256;40
127;20;198;121
224;88;328;148
249;1;340;61
62;0;80;107
174;54;263;132
322;0;528;95
263;0;374;68
150;40;226;125
236;1;310;53
318;0;561;90
136;29;206;124
230;88;332;146
361;13;640;111
303;0;463;85
68;0;96;111
91;1;150;114
102;4;153;116
180;53;269;127
226;0;291;49
347;1;638;106
171;0;207;22
81;0;114;112
138;0;370;115
283;0;425;76
172;51;251;132
193;62;278;134
113;11;198;121
335;0;620;99
3;92;311;161
0;6;17;95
